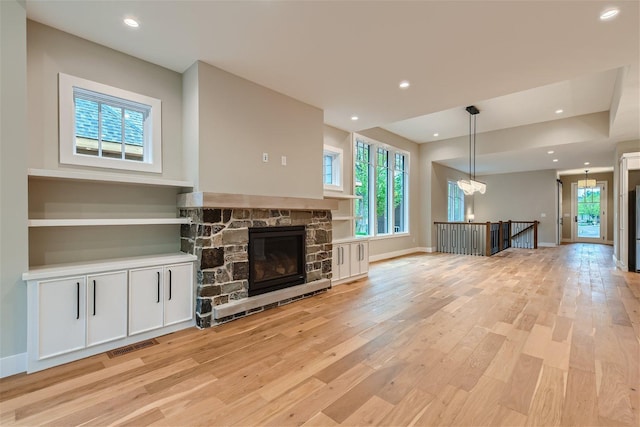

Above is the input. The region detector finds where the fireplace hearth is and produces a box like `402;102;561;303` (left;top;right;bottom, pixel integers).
248;226;305;296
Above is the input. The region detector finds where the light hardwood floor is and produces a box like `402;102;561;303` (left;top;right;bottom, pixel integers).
1;243;638;426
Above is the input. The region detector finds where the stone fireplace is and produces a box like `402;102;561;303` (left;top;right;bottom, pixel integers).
178;192;337;328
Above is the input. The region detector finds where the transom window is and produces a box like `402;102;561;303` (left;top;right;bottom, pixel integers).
354;134;409;237
59;73;162;173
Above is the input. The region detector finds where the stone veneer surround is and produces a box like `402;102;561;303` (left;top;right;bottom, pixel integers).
179;208;332;327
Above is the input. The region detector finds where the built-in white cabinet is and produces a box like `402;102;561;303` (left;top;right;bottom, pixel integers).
24;253;196;373
332;238;369;285
129;263;193;336
86;271;128;347
164;264;194;326
350;241;369;276
38;277;86;359
332;243;351;281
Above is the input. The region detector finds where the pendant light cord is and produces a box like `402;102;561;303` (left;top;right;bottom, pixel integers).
473;114;477;180
469;112;472;181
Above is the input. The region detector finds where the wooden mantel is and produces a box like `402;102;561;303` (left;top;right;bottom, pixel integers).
177;192;339;210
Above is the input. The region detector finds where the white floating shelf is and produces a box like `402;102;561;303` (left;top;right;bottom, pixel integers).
28;168;193;188
332;216;355;221
323;192;362;200
28;218;191;227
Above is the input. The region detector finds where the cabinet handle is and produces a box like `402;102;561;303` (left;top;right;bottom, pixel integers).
93;280;96;316
157;271;160;303
76;282;80;320
358;244;361;261
168;269;172;301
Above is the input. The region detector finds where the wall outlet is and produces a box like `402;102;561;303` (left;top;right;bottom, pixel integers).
281;156;287;166
540;213;546;217
262;152;269;162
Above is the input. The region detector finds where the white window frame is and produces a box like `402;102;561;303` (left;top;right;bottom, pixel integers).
59;73;162;173
323;144;343;191
352;133;410;238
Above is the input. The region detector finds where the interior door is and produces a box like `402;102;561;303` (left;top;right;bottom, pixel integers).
557;179;563;245
572;181;607;243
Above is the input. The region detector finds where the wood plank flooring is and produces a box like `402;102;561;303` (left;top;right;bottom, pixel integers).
1;243;638;426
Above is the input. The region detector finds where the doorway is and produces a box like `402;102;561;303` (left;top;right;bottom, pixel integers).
571;181;607;242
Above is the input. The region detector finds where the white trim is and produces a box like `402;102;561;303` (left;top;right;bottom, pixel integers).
368;247;425;262
538;242;557;247
571;180;608;243
421;246;435;253
369;232;410;241
0;353;27;378
59;73;162;173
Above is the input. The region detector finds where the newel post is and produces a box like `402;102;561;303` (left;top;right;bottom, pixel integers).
533;220;538;249
485;221;491;256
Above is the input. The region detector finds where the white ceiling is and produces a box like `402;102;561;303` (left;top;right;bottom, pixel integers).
26;0;640;175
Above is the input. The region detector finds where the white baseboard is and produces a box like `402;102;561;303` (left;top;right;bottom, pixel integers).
538;242;557;247
368;247;430;262
1;352;27;378
420;247;435;253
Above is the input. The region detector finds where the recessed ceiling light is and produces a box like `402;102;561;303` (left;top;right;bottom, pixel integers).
547;150;554;154
555;109;563;114
433;133;439;137
584;162;590;165
553;159;559;163
124;18;139;28
600;8;619;20
351;116;359;121
399;80;410;89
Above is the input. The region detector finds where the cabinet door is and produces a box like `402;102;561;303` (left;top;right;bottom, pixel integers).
350;241;369;275
337;244;351;280
86;271;128;347
38;277;86;359
163;263;193;326
129;267;164;335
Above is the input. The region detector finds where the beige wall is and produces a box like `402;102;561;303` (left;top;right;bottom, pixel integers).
192;61;324;199
472;169;558;245
1;0;29;362
27;21;184;180
560;172;614;242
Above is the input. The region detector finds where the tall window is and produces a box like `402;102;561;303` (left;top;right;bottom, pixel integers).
354;139;371;235
447;180;464;222
354;134;409;237
59;73;162;173
394;153;408;232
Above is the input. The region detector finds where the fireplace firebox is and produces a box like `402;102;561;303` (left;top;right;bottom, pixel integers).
248;226;306;296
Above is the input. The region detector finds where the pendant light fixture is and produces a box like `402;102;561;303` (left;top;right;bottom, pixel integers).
457;105;486;195
578;169;596;188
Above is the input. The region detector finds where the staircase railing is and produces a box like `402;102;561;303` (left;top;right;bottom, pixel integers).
434;220;538;256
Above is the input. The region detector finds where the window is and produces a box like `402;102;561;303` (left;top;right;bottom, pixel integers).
323;145;343;191
447;180;465;222
59;73;162;173
354;134;409;237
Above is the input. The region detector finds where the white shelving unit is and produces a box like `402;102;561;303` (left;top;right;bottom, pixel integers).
27;168;194;269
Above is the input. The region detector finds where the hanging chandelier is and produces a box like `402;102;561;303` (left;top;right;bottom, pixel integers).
457;105;486;195
577;169;596;188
